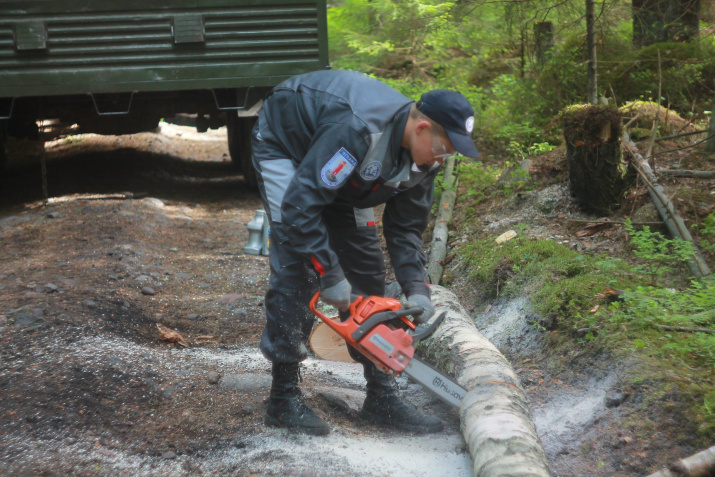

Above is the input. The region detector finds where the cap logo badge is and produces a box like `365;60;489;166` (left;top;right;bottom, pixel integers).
465;116;475;134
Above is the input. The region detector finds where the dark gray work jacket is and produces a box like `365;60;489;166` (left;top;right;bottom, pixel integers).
254;70;437;298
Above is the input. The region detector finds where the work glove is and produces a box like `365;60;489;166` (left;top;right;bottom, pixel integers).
403;294;435;324
321;278;352;312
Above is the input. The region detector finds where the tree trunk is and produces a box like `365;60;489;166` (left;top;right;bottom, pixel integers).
586;0;598;104
563;105;634;214
633;0;700;46
421;286;552;477
534;21;554;70
706;89;715;153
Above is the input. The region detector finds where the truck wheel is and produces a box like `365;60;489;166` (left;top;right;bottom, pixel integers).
226;114;257;189
0;121;8;171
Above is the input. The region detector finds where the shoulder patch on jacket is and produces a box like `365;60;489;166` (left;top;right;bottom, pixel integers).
321;147;358;187
360;161;382;180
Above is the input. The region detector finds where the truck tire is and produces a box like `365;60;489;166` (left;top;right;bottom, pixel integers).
227;114;258;189
0;121;8;171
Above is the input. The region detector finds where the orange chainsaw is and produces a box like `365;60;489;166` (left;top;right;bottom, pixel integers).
309;291;466;408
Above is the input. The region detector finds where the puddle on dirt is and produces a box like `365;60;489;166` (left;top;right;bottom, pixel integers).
473;297;620;470
531;373;618;456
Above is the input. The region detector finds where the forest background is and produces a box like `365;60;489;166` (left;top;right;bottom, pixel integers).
326;0;715;455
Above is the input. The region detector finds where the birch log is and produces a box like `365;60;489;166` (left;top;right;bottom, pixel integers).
646;445;715;477
426;155;458;285
422;285;551;477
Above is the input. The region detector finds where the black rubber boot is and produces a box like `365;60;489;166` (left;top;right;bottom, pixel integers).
265;363;330;435
359;364;444;434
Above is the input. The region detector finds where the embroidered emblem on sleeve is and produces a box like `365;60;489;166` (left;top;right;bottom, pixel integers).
321;147;358;187
360;161;382;181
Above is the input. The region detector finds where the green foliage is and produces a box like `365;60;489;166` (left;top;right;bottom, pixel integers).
455;159;499;203
328;0;457;78
605;278;715;433
459;236;633;320
693;213;715;254
624;219;694;281
477;74;554;148
506;140;556;161
455;193;715;435
617;40;715;113
327;1;714;159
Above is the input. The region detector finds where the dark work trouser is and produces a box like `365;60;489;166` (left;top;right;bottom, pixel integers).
252;137;387;363
257;208;386;364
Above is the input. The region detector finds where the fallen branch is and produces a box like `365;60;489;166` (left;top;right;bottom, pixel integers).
426;155;459;285
565;218;664;226
646;445;715;477
424;286;551;477
657;170;715;179
655;129;708;142
623;134;711;279
656;325;715;334
624;112;643;129
652;134;715;158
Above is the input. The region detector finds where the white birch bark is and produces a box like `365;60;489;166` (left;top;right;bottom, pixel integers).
423;286;551;477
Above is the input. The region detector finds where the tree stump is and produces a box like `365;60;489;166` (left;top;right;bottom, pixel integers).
562;105;635;215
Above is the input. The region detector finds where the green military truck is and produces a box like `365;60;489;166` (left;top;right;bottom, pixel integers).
0;0;329;186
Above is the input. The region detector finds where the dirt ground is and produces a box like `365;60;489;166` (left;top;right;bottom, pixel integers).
0;125;469;477
0;121;713;476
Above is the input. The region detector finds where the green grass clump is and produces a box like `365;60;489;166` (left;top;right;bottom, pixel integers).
461;236;635;321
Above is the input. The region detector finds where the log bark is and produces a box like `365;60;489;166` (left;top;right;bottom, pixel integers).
426;155;458;285
646;445;715;477
422;286;551;477
623;134;711;278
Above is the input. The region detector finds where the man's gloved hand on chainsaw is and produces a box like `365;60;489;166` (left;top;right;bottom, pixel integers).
321;278;352;311
402;294;435;324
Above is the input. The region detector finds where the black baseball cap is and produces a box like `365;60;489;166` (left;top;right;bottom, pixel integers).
417;89;480;158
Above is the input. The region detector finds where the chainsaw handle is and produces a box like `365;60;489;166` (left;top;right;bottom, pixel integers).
409;311;447;343
309;291;329;321
309;291;365;319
